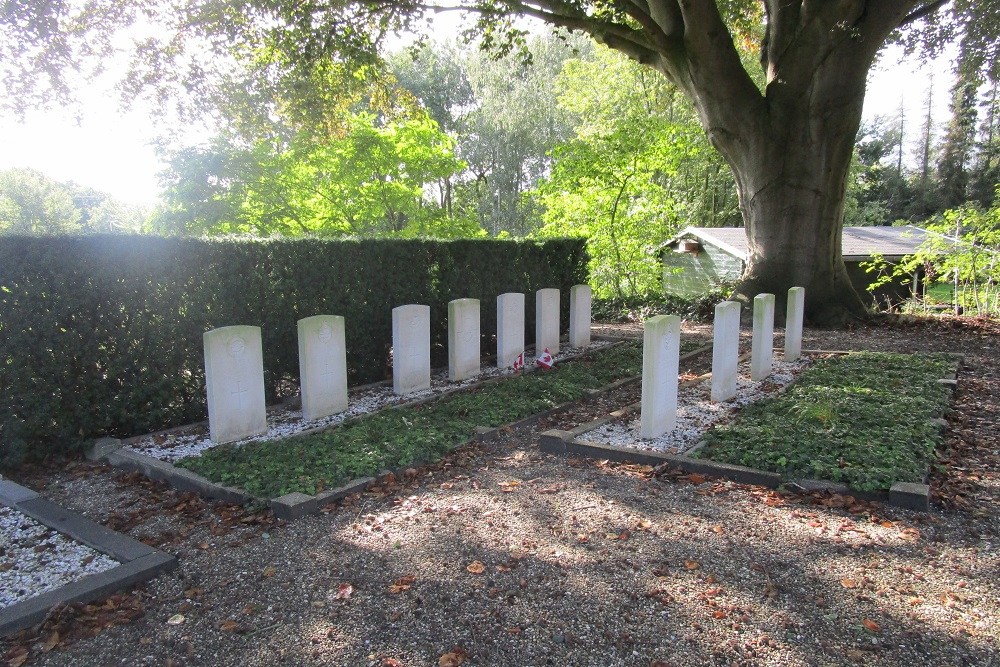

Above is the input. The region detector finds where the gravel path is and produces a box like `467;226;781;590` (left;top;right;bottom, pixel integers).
2;318;998;667
0;505;119;610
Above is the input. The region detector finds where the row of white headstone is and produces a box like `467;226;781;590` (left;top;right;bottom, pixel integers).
639;287;805;439
203;285;594;444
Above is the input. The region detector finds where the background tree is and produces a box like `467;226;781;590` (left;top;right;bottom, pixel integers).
4;0;999;322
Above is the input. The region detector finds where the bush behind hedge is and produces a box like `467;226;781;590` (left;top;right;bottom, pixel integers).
0;235;587;464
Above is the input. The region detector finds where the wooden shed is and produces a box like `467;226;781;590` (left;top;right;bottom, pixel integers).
659;225;932;305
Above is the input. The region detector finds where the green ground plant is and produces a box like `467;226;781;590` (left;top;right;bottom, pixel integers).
696;352;956;491
179;339;699;498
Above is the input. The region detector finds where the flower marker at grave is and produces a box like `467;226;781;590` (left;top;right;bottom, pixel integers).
785;287;805;361
569;284;592;348
204;325;267;444
297;315;348;421
751;293;775;381
448;298;481;382
535;288;561;355
392;304;431;395
497;292;525;369
711;301;741;402
640;314;681;439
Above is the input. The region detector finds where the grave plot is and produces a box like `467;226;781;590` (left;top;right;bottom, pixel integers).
98;339;709;520
0;479;176;636
123;341;615;464
542;351;960;511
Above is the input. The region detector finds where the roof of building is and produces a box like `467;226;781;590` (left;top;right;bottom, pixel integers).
661;225;933;261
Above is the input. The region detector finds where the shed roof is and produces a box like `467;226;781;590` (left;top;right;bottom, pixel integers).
663;225;932;261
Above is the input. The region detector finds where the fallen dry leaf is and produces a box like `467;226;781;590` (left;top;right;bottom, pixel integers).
862;618;881;633
218;619;242;633
388;574;416;594
333;583;353;600
262;566;276;578
438;646;470;666
684;560;701;570
840;578;858;589
166;614;186;626
466;561;486;575
41;630;59;653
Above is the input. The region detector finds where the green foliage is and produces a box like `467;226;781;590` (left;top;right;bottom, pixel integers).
182;340;712;498
881;198;1000;316
152;112;473;238
697;352;956;492
592;281;736;323
533;47;738;300
0;235;586;465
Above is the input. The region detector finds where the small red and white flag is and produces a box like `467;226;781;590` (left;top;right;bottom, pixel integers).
536;348;554;370
512;351;525;372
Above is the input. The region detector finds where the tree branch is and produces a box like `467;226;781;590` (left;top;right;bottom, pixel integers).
899;0;950;27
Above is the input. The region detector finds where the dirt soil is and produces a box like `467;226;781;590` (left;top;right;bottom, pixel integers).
3;316;999;667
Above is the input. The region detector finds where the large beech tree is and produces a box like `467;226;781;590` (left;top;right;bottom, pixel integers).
3;0;995;323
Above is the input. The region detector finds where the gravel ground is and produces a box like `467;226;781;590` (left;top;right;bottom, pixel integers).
2;317;998;667
0;505;119;610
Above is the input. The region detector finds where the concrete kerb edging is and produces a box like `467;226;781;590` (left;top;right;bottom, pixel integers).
0;479;177;638
96;339;716;522
540;350;961;513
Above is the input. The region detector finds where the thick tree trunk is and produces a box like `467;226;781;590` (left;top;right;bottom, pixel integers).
732;105;869;327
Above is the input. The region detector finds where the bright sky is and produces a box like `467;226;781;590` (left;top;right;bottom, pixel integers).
0;39;956;208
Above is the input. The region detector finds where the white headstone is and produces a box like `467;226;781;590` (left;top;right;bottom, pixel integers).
204;325;267;444
297;315;348;421
711;301;741;402
784;286;805;361
535;288;560;355
751;293;775;381
392;304;431;395
496;292;525;369
569;284;592;348
640;315;681;439
448;298;480;382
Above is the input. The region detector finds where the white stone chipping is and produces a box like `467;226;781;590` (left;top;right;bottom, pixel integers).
0;505;119;610
588;357;810;455
126;341;614;463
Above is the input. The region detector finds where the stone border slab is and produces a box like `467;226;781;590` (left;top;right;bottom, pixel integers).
539;351;960;513
0;479;177;637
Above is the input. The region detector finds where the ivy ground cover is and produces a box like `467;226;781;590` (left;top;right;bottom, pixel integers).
696;352;956;491
178;340;703;498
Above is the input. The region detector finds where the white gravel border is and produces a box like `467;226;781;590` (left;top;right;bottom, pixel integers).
0;505;119;610
126;342;614;463
587;357;812;455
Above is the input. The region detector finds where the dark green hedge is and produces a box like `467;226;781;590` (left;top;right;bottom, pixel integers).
0;235;587;464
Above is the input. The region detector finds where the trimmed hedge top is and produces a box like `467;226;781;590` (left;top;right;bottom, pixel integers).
0;235;587;464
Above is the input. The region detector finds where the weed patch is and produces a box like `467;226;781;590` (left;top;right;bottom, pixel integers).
695;352;956;491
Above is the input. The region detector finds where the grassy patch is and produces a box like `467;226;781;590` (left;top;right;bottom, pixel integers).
695;352;955;491
178;340;703;498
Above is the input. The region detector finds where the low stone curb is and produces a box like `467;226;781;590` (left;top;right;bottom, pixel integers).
0;479;177;637
94;340;714;522
538;351;963;513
